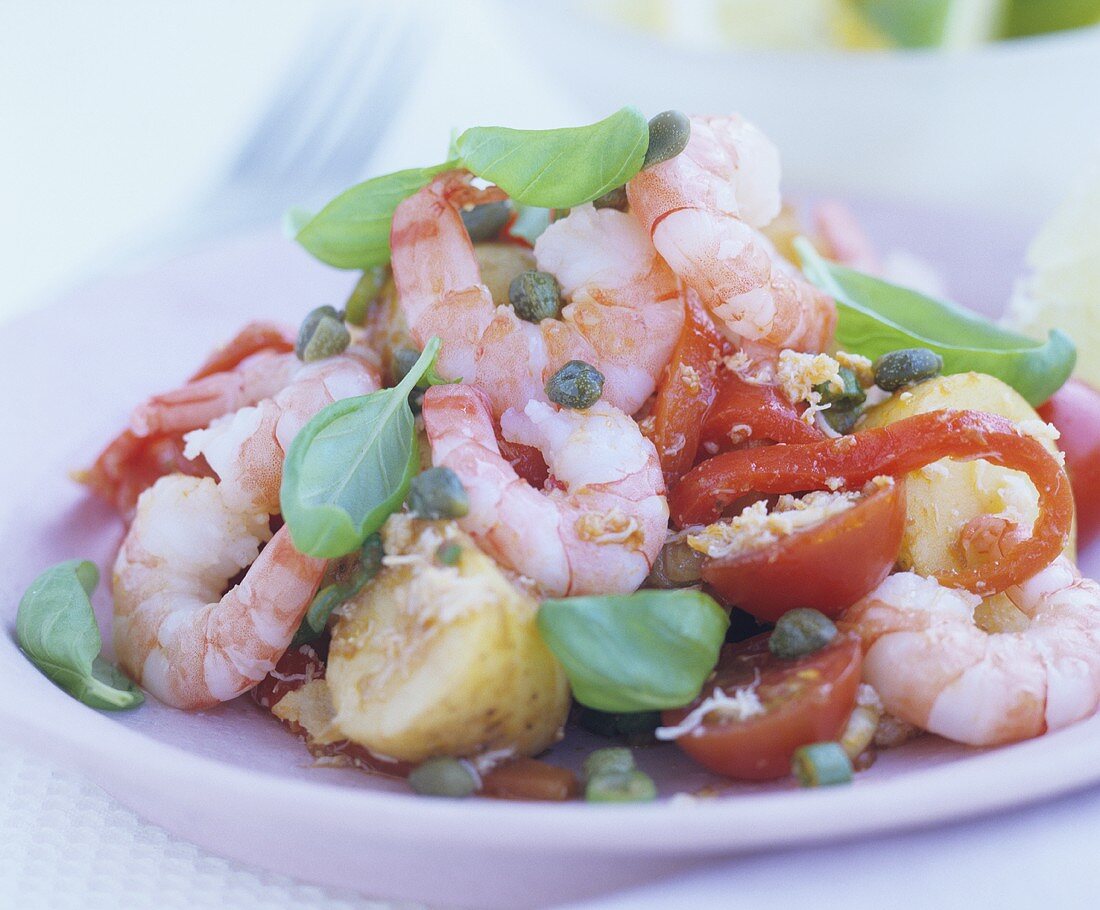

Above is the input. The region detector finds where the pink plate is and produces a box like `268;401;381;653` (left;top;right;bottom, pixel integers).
2;215;1097;909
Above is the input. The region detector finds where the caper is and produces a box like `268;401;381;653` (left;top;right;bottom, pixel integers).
815;367;865;412
593;185;628;211
585;769;658;803
576;707;661;741
435;541;462;566
344;266;389;326
461;200;513;242
296;305;350;362
408;757;479;798
646;538;705;588
873;347;943;392
768;608;838;660
642;110;691;169
406;466;469;520
546;360;604;409
508;270;562;323
821;406;862;436
391;346;422;385
583;747;635;780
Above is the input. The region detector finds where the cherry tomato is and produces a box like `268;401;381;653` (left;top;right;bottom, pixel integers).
497;436;549;488
703;481;906;622
671;409;1074;596
1039;378;1100;548
480;758;581;801
662;633;862;781
701;371;822;453
650;294;727;484
189;320;295;380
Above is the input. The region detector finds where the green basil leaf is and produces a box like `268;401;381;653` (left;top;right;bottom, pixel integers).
281;337;443;558
294;161;458;269
796;238;1075;406
537;589;728;712
455;107;649;208
1002;0;1100;37
16;560;143;710
293;534;384;644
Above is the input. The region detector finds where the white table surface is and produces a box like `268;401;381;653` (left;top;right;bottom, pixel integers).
2;3;1099;909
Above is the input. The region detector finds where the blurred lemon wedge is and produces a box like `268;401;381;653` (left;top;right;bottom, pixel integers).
1007;163;1100;388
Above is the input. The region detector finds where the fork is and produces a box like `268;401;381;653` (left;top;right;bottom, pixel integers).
138;0;425;257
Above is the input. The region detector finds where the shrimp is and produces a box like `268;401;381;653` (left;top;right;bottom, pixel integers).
390;170;684;418
113;475;326;710
839;558;1100;745
627;114;836;354
421;383;667;596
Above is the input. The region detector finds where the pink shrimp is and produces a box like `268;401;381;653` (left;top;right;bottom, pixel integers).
390;170;684;418
839;557;1100;745
421;383;667;596
627;114;836;354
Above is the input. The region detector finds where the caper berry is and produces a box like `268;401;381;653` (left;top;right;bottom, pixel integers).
296;305;350;362
408;757;479;798
461;200;513;242
508;270;562;323
593;185;628;211
585;769;658;803
344;266;388;326
406;466;469;520
814;367;865;412
583;747;635;780
873;347;943;392
642;110;691;169
546;360;604;409
435;542;462;566
768;608;838;660
576;707;661;741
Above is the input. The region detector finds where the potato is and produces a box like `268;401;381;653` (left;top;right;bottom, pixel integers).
474;242;536;306
326;515;570;763
861;372;1074;631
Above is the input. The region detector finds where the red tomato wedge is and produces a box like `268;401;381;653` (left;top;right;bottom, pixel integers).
702;481;906;622
701;372;823;452
671;409;1073;596
662;634;862;781
1039;378;1100;548
650;293;727;484
189;320;295;380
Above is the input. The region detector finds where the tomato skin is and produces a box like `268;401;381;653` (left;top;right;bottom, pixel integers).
1039;378;1100;548
703;482;906;622
662;634;862;781
701;372;822;453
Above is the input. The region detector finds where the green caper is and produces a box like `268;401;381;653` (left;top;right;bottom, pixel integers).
296;305;350;362
873;348;944;391
406;466;469;520
642;110;691;169
593;185;628;211
585;769;658;803
408;757;479;798
768;608;838;660
461;200;513;242
391;346;422;385
546;360;604;409
435;541;462;566
508;270;562;323
344;266;388;326
576;707;661;741
814;367;866;412
583;747;635;780
646;538;705;588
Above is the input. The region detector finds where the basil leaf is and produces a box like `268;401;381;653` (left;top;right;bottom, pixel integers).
16;560;143;710
537;590;728;713
281;337;443;558
796;239;1075;406
294;162;458;269
455;107;649;208
293;534;384;644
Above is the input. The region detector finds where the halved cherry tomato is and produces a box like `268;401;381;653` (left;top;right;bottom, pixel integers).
701;371;823;453
703;481;906;622
497;436;549;488
662;633;862;781
651;293;727;484
1039;378;1100;548
189;320;295;381
671;409;1074;596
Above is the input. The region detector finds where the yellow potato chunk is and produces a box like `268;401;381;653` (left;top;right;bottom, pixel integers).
326;516;570;763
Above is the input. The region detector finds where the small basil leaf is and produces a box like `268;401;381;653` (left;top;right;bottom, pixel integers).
295;162;458;269
281;338;443;558
16;560;143;710
455;107;649;208
294;534;385;644
796;238;1076;406
537;590;728;713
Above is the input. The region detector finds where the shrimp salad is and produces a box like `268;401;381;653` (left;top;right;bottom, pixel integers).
17;107;1100;802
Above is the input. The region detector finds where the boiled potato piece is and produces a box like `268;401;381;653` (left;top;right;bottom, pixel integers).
862;372;1074;631
474;242;536;306
327;515;570;763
